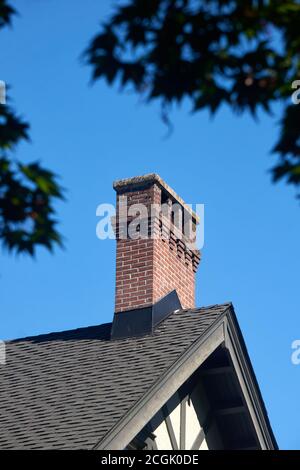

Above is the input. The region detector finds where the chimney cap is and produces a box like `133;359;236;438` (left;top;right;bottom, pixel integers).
113;173;199;222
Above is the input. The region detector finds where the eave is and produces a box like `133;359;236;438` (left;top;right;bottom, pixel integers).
94;304;277;450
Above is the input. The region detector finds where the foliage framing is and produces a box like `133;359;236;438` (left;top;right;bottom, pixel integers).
0;0;63;256
85;0;300;194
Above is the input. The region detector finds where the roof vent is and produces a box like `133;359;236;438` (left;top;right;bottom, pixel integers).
111;290;182;340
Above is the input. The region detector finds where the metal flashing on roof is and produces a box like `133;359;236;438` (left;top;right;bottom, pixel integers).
0;302;277;450
111;290;182;340
98;305;278;451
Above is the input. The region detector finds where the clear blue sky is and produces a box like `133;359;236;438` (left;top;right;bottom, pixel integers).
1;0;300;450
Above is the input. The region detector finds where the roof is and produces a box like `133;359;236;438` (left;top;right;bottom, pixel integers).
0;304;227;449
0;303;277;450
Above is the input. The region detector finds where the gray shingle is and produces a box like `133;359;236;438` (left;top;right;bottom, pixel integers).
0;304;230;449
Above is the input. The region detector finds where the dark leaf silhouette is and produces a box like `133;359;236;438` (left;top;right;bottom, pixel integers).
0;0;15;29
85;0;300;196
0;2;63;256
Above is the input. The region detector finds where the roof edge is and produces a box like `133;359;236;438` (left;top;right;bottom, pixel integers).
225;307;278;450
94;305;230;450
94;303;277;450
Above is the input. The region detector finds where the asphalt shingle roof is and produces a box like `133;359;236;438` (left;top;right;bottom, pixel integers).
0;304;230;449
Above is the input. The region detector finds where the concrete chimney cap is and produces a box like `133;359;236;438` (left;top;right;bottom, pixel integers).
113;173;200;223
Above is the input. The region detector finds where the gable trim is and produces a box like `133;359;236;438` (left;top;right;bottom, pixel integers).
94;314;226;450
94;305;277;450
224;312;278;450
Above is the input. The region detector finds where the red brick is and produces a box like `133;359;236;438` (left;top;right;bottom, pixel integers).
114;178;200;312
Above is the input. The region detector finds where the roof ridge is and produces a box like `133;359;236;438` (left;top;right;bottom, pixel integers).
5;321;112;344
4;302;232;344
178;302;232;313
95;303;232;450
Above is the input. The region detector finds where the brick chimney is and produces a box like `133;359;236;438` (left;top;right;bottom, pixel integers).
113;174;200;313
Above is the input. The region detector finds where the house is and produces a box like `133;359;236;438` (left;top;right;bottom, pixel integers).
0;174;277;450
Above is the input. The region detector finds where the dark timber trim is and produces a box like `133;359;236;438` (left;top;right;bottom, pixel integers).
224;313;278;450
191;429;205;450
95;316;225;449
200;366;233;376
180;397;187;450
95;305;278;450
163;406;178;450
